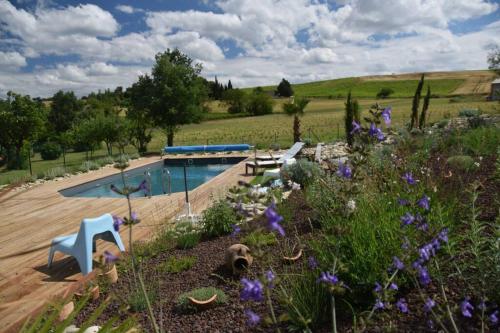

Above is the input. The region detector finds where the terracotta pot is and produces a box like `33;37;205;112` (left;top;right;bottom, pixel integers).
90;285;100;301
103;265;118;283
225;244;253;275
283;248;303;263
57;301;74;322
188;294;218;310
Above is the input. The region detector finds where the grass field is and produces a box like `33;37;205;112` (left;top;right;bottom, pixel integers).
244;70;495;98
1;70;499;185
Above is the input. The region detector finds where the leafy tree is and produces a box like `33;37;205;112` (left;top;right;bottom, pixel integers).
70;117;102;159
222;88;247;114
48;90;82;134
275;78;294;97
126;75;154;154
0;92;45;169
283;97;309;143
410;74;425;130
150;49;207;146
344;91;360;146
487;47;500;75
246;89;273;116
376;87;394;99
419;86;431;129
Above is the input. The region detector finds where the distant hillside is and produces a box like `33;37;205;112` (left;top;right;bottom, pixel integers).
244;70;496;98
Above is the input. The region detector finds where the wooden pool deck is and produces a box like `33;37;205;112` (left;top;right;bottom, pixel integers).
0;154;252;332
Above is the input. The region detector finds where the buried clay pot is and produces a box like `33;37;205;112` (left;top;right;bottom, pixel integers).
102;265;118;284
283;248;303;263
57;301;74;323
225;244;253;275
188;294;218;310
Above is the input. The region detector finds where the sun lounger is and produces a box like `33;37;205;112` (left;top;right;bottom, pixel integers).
48;213;125;275
246;142;305;175
256;154;284;161
263;158;296;179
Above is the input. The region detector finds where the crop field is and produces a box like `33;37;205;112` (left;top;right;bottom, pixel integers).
150;97;499;150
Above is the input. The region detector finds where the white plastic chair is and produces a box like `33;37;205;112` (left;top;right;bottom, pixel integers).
48;213;125;275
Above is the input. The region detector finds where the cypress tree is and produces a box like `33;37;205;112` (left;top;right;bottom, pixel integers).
419;86;431;129
410;74;424;130
227;80;233;90
345;91;354;146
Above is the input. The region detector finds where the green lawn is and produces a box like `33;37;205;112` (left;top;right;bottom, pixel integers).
1;96;498;185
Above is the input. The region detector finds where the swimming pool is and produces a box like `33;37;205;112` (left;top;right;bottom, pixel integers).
59;157;246;198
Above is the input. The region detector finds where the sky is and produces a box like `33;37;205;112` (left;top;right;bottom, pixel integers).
0;0;499;98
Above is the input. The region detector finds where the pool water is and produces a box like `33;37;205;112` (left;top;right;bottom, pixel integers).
60;158;242;198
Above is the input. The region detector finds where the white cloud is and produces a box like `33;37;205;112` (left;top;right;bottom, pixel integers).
0;51;26;68
0;0;499;97
115;4;143;14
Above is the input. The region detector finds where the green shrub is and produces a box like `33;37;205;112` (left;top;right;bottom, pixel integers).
96;156;114;166
43;167;66;180
242;230;277;248
376;87;395;99
40;142;62;160
159;256;196;273
176;287;227;312
281;270;330;331
170;221;202;249
283;159;322;187
78;160;99;172
436;119;449;128
128;288;157;312
176;232;201;249
458;108;481;117
446;155;477;171
201;199;238;238
246;91;273;116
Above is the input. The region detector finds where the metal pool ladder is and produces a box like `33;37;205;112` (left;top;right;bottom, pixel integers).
161;167;172;195
143;170;152;198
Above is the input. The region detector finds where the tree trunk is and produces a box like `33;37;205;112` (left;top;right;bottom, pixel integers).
293;115;301;143
167;131;174;147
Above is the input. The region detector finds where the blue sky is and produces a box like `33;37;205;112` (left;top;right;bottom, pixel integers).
0;0;499;97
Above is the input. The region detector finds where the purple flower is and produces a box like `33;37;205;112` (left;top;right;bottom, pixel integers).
393;256;405;270
265;203;285;237
368;123;385;141
418;266;431;285
131;211;139;223
374;298;385;310
396;298;409;313
308;256;318;269
240;278;264;302
401;237;410;250
138;180;149;195
230;224;241;237
417;195;430;211
402;172;416;185
381;107;392;125
245;309;260;327
400;212;415;226
336;161;352;179
424;298;436;312
478;300;486;310
374;282;382;293
398;198;410;206
317;271;339;285
427;319;435;330
438;228;449;243
265;270;275;288
350;121;361;135
112;215;124;232
490;310;498;325
461;298;474;318
103;250;119;264
389;282;398;291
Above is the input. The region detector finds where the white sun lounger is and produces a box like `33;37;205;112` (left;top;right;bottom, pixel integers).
245;142;305;175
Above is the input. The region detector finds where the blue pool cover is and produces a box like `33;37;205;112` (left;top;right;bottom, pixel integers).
164;144;251;154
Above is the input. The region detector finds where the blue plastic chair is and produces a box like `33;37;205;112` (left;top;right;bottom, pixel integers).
48;213;125;275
